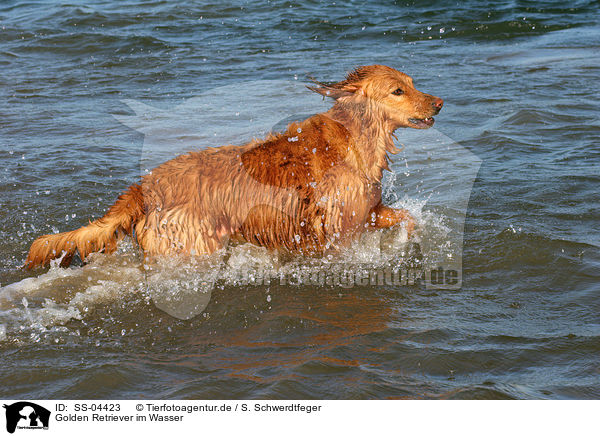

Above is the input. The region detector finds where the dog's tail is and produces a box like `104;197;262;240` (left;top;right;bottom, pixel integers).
25;184;145;269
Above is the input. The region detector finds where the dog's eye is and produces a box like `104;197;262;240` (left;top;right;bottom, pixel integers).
392;88;404;96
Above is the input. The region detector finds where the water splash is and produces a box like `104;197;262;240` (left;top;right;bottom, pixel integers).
0;195;453;343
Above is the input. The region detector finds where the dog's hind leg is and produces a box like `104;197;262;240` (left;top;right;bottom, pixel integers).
135;209;230;258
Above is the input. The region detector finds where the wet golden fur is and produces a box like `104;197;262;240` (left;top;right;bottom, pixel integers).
26;65;443;268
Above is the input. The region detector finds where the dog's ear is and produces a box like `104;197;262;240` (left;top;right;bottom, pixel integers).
306;85;354;99
306;77;361;100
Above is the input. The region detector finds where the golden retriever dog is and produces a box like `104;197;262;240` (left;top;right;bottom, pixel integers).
25;65;443;269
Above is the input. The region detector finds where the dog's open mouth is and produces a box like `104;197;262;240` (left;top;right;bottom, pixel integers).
408;117;435;128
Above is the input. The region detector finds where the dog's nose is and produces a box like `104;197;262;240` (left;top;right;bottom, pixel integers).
432;98;444;110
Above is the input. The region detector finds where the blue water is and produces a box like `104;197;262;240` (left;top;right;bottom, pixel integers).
0;0;599;399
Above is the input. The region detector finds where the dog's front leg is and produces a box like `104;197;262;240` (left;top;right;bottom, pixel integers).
368;203;415;235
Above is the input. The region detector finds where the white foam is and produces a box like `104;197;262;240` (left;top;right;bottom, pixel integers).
144;255;223;320
0;266;82;309
0;247;145;342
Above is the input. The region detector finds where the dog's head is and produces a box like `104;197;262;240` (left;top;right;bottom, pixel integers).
308;64;443;130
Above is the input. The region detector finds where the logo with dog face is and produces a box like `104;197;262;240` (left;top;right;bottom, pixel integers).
3;402;50;433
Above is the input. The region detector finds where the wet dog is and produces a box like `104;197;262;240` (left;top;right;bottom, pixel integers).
26;65;443;268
